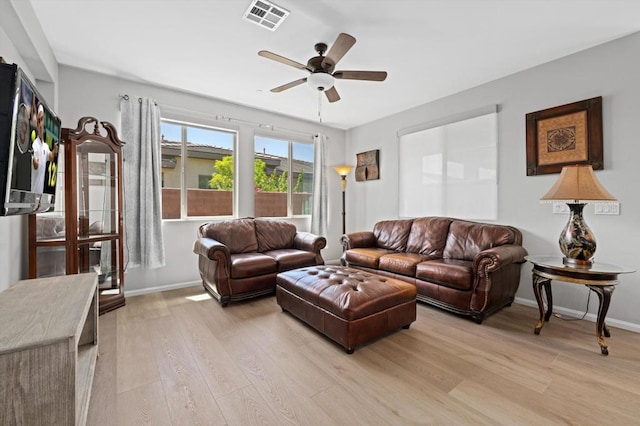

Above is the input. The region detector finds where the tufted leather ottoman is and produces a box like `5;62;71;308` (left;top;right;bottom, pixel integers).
276;265;417;353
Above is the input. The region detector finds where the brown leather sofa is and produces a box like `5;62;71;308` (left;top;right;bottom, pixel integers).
340;217;527;323
194;218;326;306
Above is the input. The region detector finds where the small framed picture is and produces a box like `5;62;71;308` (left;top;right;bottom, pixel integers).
525;96;603;175
355;149;379;181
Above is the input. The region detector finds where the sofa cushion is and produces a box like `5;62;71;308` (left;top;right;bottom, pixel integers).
255;219;297;252
201;218;258;254
416;259;474;291
264;249;318;272
345;247;393;269
230;253;277;278
443;221;516;261
379;253;432;276
405;217;452;256
373;219;413;251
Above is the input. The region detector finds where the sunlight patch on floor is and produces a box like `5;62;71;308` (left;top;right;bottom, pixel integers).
186;293;212;302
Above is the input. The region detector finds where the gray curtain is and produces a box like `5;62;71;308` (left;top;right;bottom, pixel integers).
310;133;328;236
120;96;165;269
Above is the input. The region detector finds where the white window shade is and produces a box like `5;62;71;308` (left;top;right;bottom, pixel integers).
398;106;498;220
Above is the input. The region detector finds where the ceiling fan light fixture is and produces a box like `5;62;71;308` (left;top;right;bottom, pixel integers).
307;72;335;91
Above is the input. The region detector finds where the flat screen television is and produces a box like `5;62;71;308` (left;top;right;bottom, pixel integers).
0;62;61;215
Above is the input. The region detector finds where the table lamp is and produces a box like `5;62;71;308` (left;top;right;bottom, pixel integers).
540;164;616;268
334;165;353;234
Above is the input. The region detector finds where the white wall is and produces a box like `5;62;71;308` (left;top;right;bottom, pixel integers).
56;66;347;293
346;32;640;330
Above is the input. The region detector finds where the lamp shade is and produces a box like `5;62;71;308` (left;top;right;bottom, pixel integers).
334;165;353;177
540;165;616;202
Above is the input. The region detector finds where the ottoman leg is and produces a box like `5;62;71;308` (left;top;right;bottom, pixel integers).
402;324;411;329
346;347;354;354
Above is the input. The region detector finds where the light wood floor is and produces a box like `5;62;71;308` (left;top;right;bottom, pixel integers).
87;285;640;425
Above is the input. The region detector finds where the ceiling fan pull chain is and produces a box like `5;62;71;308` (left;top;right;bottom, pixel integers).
318;90;323;123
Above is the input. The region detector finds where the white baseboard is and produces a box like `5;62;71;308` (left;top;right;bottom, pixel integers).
125;280;201;297
514;297;640;334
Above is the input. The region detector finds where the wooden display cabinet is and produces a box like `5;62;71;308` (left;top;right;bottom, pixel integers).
29;117;126;314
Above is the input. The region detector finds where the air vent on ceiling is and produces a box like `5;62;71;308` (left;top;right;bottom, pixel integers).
243;0;290;31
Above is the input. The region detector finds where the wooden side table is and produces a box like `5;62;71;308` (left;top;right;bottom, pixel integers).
525;256;634;355
0;274;98;425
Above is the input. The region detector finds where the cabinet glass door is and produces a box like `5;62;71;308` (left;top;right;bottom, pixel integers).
76;141;123;302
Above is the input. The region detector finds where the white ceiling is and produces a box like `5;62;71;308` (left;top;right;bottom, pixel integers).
30;0;640;130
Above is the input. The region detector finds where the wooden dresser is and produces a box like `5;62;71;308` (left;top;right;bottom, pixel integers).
0;273;98;425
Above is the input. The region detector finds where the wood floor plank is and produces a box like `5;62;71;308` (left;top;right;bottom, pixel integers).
356;339;496;424
87;287;640;426
170;302;251;398
119;291;171;321
221;330;336;424
311;383;391;425
116;308;161;394
215;385;281;425
410;308;556;394
301;338;448;424
116;381;173;426
146;314;227;425
543;363;640;424
243;309;337;398
87;309;118;426
449;376;556;424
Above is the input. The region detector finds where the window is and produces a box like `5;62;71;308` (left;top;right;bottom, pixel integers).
398;108;497;220
254;136;314;217
160;119;236;219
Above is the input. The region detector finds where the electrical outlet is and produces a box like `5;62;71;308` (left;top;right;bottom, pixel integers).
552;202;569;214
594;202;620;215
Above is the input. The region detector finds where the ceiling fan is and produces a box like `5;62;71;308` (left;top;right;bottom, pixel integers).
258;33;387;103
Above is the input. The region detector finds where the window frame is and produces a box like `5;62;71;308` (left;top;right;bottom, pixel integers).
254;133;314;218
160;117;238;220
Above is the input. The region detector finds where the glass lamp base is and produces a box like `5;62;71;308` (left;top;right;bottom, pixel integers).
559;203;596;269
563;257;593;269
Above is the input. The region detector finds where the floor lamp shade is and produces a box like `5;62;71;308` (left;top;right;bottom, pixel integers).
540;165;616;267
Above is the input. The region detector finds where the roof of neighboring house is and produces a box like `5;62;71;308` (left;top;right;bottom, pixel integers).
161;139;313;173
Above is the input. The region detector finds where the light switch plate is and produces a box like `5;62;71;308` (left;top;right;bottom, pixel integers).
552;202;570;214
594;202;620;215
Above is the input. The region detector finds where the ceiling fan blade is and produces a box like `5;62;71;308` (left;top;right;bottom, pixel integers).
271;78;307;93
333;70;388;81
325;86;340;103
258;50;308;71
322;33;356;69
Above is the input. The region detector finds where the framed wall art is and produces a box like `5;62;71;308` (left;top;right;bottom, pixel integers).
525;96;603;176
355;149;379;181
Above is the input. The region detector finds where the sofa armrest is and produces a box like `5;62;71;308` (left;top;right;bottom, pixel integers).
341;231;376;250
193;237;230;261
473;244;528;275
293;232;327;253
193;237;233;300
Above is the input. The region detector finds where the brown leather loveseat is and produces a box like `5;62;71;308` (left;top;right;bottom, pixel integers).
341;217;527;323
194;218;326;306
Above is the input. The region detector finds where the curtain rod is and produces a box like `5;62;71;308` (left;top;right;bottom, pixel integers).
119;94;318;140
118;93;158;105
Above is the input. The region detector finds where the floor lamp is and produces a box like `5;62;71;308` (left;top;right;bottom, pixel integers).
334;165;353;235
